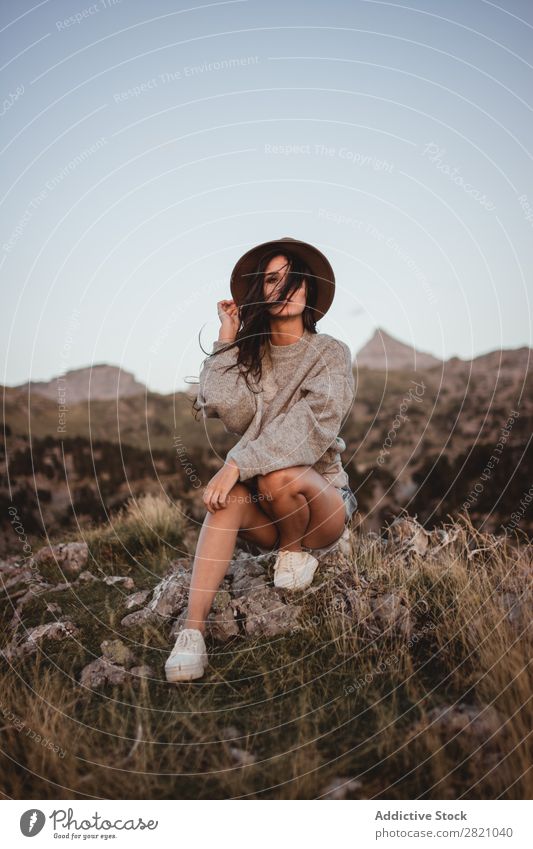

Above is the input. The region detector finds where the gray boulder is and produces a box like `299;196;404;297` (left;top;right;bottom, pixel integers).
232;586;302;638
79;657;130;688
2;620;80;662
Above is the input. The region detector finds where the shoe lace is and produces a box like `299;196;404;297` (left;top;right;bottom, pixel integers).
274;550;301;577
170;628;202;656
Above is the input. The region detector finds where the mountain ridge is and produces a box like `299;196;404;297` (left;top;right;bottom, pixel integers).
13;363;147;404
8;330;532;402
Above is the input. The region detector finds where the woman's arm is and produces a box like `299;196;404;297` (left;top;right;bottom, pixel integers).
196;299;257;435
196;340;257;435
226;339;354;481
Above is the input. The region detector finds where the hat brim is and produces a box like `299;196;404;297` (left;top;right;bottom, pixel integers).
230;237;335;321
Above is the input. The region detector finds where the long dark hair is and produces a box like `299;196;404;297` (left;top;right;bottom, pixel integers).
191;249;318;419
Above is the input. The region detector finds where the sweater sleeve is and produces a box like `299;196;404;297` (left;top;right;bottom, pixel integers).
227;340;354;481
196;340;257;436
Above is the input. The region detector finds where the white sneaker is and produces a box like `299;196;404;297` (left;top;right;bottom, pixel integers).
273;549;319;591
164;628;208;682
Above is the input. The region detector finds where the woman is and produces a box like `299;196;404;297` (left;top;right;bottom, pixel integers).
165;236;357;683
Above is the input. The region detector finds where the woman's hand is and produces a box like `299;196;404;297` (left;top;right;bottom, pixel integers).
217;299;240;342
203;458;241;513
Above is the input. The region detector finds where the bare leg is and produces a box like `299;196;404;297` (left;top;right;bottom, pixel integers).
257;466;346;552
181;482;279;634
258;481;310;552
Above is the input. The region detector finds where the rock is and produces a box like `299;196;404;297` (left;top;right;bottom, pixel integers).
331;573;413;639
233;587;302;638
33;542;88;577
0;562;40;596
1;620;79;661
7;581;70;635
169;606;241;643
79;657;129;688
429;528;450;546
384;516;430;558
124;590;151;611
206;605;240;641
321;776;362;799
336;527;352;558
130;665;155;679
148;561;191;619
315;529;353;567
121;561;193;628
171;580;303;642
370;592;412;638
405;700;508;797
79;655;154;688
121;607;161;629
332;586;374;630
103;575;135;590
331;570;373;621
77;570;98;583
169;610;188;639
100;639;136;668
228;555;267;595
212;590;232;612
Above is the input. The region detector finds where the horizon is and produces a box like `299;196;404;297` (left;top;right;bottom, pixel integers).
6;324;531;396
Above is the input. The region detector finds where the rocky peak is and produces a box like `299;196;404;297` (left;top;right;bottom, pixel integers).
355;327;442;371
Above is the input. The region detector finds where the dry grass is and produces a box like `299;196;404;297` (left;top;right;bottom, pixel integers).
0;496;531;799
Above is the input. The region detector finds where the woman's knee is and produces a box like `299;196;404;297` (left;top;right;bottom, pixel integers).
219;481;253;512
256;467;308;498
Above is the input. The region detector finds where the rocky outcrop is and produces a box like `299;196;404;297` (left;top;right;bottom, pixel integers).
121;559;191;629
3;515;527;695
331;570;413;640
120;550;304;643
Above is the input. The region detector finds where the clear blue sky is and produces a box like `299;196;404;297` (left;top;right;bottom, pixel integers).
1;0;532;393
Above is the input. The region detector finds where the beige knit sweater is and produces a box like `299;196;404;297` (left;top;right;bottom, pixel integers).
196;327;355;488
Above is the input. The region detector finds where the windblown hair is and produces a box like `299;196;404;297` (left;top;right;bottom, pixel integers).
191;249;318;420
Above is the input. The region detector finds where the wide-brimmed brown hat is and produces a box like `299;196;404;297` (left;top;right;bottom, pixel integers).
230;236;335;321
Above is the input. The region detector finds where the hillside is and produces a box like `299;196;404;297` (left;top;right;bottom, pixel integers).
1;494;530;800
1;334;532;555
